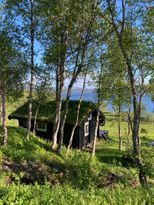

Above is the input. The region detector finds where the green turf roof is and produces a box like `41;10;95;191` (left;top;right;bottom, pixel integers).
8;100;97;124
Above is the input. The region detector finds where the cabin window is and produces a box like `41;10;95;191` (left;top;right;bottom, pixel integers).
23;120;27;128
36;122;47;132
84;122;89;136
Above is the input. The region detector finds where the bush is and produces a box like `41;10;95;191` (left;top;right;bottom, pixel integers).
140;128;148;134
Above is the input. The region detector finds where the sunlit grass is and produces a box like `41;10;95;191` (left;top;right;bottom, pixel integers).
102;121;154;140
0;102;154;204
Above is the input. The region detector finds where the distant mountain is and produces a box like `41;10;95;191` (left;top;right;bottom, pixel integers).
62;88;154;113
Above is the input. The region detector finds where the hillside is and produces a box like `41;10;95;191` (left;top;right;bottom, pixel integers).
0;121;154;204
0;99;154;204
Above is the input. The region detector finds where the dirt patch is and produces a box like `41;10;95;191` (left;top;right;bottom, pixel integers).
2;158;63;185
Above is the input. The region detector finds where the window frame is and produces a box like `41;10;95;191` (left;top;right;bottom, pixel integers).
36;122;47;132
84;122;89;136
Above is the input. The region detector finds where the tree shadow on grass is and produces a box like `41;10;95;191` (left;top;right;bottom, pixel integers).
96;147;124;165
141;135;153;146
2;156;94;189
2;159;63;185
0;126;131;189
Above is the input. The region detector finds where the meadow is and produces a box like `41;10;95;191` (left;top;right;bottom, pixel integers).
0;100;154;205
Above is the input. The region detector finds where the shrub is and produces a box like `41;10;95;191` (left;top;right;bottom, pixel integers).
140;128;148;134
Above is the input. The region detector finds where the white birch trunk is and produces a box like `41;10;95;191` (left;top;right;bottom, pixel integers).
33;105;40;134
51;99;62;149
26;0;35;140
1;91;8;145
67;74;87;155
91;110;100;157
118;104;122;150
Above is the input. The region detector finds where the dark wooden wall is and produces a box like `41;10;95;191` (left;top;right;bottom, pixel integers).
18;119;80;148
18;112;101;149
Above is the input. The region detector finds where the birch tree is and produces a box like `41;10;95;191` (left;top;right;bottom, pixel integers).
102;0;153;158
6;0;39;139
0;2;26;145
0;31;26;145
100;0;153;183
57;0;101;154
66;73;87;155
33;68;52;134
91;55;104;157
26;0;36;140
41;0;102;150
40;0;69;149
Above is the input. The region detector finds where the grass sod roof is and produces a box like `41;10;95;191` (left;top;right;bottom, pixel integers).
8;100;97;125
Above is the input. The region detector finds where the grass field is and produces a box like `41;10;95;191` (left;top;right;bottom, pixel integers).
101;120;154;178
103;120;154;139
0;101;153;204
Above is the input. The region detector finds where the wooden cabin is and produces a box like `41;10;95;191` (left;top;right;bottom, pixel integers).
8;100;105;149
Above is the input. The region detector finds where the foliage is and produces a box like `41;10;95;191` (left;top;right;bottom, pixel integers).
140;128;147;134
34;67;53;104
148;79;154;103
0;30;26;99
